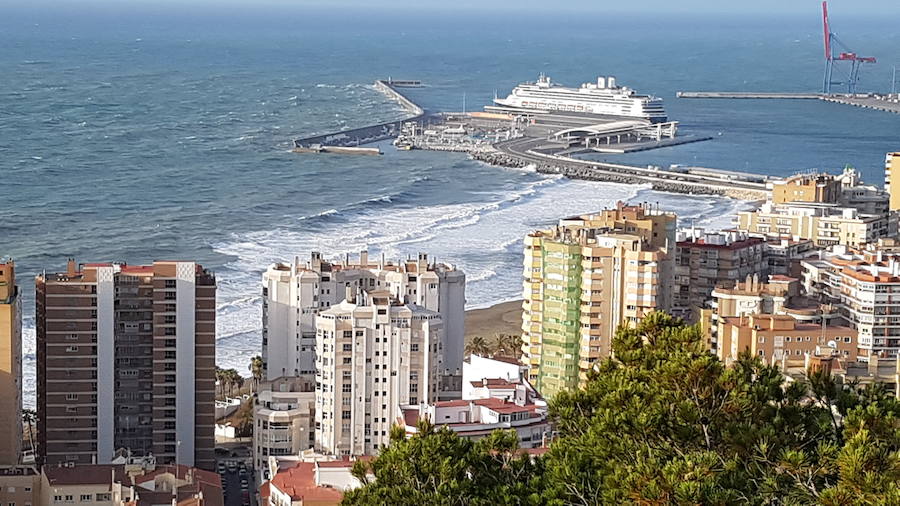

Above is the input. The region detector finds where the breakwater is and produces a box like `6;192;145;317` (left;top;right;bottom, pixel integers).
470;150;768;201
292;79;426;148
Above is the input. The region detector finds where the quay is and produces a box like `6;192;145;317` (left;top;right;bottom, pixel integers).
678;91;900;115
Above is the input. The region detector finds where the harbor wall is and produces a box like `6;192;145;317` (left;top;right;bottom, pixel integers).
470;150;768;201
292;80;425;148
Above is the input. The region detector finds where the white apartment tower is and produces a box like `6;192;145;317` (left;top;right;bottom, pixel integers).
314;290;442;456
262;251;465;394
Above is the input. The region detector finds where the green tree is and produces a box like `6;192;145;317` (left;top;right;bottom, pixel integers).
343;421;543;505
493;333;522;359
345;312;900;505
541;311;900;505
248;355;264;394
465;336;491;357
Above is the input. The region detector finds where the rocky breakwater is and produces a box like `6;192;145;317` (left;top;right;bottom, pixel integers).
470;149;768;201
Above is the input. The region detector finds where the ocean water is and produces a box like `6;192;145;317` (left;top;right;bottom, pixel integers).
3;5;900;407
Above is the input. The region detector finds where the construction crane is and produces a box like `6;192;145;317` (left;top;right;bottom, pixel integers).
822;1;876;94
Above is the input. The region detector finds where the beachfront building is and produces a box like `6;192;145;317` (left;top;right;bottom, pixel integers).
253;377;316;483
717;313;857;366
802;247;900;361
885;152;900;212
672;229;765;320
772;168;888;215
35;260;216;469
0;260;22;465
737;171;892;249
314;290;442;456
521;202;676;398
736;202;891;249
262;251;464;397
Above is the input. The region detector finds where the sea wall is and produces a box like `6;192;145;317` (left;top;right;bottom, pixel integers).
470;150;768;201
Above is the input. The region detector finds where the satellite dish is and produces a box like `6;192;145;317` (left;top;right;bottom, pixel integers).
827;340;837;349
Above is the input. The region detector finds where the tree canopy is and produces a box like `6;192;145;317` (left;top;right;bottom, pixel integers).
343;312;900;505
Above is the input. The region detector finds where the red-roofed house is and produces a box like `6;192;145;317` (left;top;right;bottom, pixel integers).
264;462;344;506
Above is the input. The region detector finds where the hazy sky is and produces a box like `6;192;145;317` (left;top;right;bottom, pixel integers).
7;0;900;16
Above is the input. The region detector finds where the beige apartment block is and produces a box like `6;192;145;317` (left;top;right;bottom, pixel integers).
36;260;216;470
0;466;39;506
314;290;442;456
0;260;22;465
718;313;857;366
886;152;900;212
522;202;675;398
736;201;891;248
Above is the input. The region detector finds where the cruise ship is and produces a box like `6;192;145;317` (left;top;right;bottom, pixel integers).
494;74;667;123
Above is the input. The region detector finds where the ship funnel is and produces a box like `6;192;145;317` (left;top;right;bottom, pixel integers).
607;76;616;88
596;77;606;88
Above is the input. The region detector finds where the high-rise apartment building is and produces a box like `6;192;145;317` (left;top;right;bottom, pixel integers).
262;252;464;396
672;229;765;320
886;152;900;212
0;259;22;465
521;202;676;398
802;247;900;361
36;260;216;469
314;290;442;456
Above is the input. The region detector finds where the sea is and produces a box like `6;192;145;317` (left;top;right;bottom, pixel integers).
3;4;900;407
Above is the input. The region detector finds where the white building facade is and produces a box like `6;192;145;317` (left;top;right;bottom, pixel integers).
314;290;443;456
262;252;465;396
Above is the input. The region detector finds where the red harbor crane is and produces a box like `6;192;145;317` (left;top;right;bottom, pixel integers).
822;1;876;94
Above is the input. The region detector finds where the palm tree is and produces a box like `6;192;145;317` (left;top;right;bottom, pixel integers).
248;355;264;394
22;409;37;455
464;336;491;357
493;333;523;359
215;367;225;398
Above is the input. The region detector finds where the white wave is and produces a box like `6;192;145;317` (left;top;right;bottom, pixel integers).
315;83;337;88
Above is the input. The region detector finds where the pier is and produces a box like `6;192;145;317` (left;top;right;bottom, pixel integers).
678;91;900;115
292;79;427;149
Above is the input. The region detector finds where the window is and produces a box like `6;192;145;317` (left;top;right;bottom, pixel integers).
80;495;92;502
342;411;351;419
757;336;765;344
411;343;419;352
53;497;62;503
65;497;74;503
342;344;352;352
66;346;79;353
66;393;78;401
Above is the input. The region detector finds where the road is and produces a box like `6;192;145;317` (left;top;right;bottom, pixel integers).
494;136;770;194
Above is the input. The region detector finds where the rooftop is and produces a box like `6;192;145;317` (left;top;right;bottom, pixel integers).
269;462;343;504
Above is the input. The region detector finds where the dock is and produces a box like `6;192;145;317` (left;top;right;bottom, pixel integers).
678;91;900;114
677;91;822;99
291;79;428;150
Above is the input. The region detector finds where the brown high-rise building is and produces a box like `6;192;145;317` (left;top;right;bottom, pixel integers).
36;259;216;470
0;259;23;465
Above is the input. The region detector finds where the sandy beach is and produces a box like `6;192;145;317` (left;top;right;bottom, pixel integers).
465;300;523;342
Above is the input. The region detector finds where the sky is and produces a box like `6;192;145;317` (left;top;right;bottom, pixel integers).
4;0;900;16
